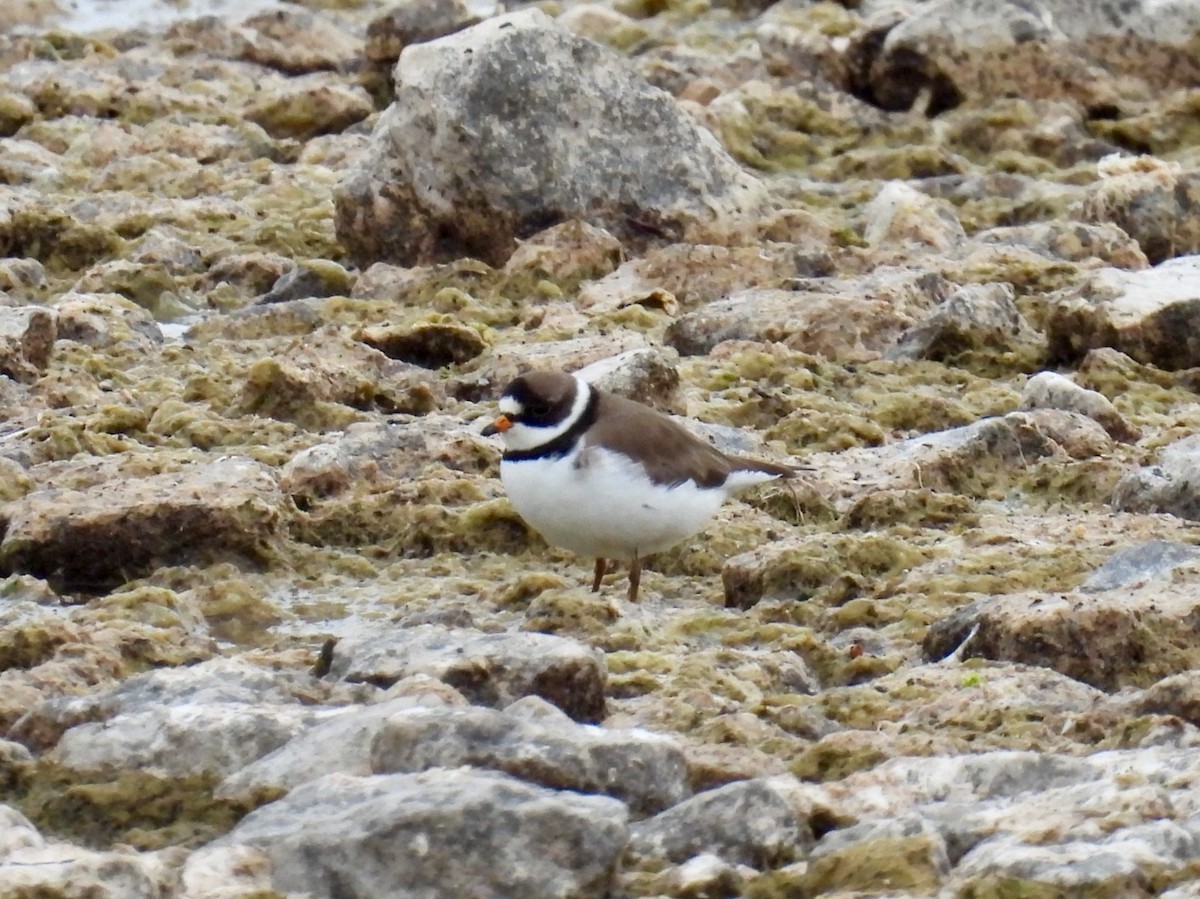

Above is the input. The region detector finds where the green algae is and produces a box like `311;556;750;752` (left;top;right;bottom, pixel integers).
841;489;978;531
7;760;258;850
723;532;930;612
0;207;123;274
521;587;621;639
798;835;947;895
290;492;532;559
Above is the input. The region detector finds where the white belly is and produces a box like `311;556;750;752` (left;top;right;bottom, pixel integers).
500;446;730;560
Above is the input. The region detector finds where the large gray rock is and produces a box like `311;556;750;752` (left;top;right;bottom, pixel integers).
799;747;1200;895
219;678;469;802
889;282;1043;364
629;776;813;868
849;0;1200;115
665;268;952;360
1045;256;1200;370
10;657;363;751
370;699;690;815
334;10;767;267
326;624;607;722
0;457;285;592
0;837;181;898
1081;540;1200;593
50;702;326;778
1020;370;1141;443
1079;158;1200;264
1113;435;1200;520
208;769;629;898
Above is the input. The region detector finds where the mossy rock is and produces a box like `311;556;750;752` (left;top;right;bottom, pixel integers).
9;761;258;849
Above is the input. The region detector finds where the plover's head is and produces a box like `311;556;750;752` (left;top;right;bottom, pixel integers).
482;371;589;452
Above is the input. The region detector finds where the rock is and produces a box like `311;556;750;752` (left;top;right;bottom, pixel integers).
179;844;275;897
501;220;624;287
278;415;497;503
849;0;1200;115
0;304;55;382
974;220;1149;269
922;563;1200;690
1113;434;1200;520
244;74;374;141
0;457;285;592
557;4;647;50
51;292;163;352
0;804;41;857
474;333;653;391
326;625;607;722
575;347;683;413
889;282;1043;364
357;320;487;369
254;259;355;305
1081;540;1200;592
948;828;1197;896
10;657;362;751
71;260;187;320
206;769;628;898
802;823;950;894
797;747;1200;895
238;329;442;425
236;8;365;75
50;702;327;778
577;241;832;316
365;0;485;66
862;181;966;252
1134;671;1200;727
334;10;767;267
0;839;181;897
629;776;812;867
1020;370;1141;442
370;699;690;815
1045;255;1200;369
1079;156;1200;264
219;677;468;802
666;269;952;360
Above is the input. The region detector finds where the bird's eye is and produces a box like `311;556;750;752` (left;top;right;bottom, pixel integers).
526;401;551;417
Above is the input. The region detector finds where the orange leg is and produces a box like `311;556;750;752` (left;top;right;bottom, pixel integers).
592;558;606;592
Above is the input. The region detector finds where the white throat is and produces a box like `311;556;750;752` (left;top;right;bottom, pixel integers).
500;375;593;453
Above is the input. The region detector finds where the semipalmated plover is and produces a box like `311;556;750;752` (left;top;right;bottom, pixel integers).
482;370;793;601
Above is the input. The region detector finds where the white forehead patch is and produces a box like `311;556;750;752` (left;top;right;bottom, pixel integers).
499;396;522;416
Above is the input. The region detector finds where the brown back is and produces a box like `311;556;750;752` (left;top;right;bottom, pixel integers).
587;391;793;488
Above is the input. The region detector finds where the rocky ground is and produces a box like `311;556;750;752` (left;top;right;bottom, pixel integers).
3;0;1200;895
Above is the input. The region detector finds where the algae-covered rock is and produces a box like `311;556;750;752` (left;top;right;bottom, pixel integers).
245;74;373;141
923;565;1200;690
0;456;285;592
0;305;56;382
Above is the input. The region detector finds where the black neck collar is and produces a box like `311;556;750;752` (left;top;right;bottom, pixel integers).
503;384;599;463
